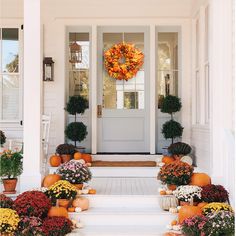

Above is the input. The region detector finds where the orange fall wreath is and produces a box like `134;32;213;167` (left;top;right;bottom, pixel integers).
104;43;144;81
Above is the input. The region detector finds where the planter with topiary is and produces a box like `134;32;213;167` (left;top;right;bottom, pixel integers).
161;95;183;144
65;95;88;148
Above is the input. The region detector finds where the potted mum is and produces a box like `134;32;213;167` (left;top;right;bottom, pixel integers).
45;180;77;208
158;161;194;190
173;185;202;206
0;150;23;193
56;143;75;163
56;160;92;190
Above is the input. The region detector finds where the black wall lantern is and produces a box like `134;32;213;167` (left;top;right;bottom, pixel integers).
43;57;54;81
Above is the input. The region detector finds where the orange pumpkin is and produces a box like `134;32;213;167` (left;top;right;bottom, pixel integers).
42;174;61;188
159;190;167;195
162;156;175;164
74;152;82;160
49;154;61;167
190;173;211;187
81;153;92;163
72;197;89;211
198;202;208;208
68;207;75;212
88;189;96;194
171;220;178;226
48;206;68;218
178;205;202;223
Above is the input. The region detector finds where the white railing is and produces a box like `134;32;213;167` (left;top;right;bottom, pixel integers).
223;129;235;208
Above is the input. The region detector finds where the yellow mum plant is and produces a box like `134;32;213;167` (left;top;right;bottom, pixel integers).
0;208;20;234
45;180;77;202
202;202;234;215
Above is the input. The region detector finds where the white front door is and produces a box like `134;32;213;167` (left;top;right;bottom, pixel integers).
97;26;150;153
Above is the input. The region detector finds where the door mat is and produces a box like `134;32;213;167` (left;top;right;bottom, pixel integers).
91;161;157;167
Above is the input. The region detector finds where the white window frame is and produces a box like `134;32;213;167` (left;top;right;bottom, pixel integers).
0;25;23;125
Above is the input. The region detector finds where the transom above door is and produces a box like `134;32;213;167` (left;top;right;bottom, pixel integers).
97;26;150;153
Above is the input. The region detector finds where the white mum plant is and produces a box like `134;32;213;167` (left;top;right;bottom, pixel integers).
173;185;202;202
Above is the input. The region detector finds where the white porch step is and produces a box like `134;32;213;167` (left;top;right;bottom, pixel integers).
68;225;167;236
49;166;160;177
69;207;176;226
85;194;160;208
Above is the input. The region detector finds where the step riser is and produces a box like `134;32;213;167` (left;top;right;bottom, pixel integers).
93;155;162;162
69;213;176;226
86;196;160;208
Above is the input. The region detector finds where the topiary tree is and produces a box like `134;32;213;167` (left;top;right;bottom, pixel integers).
65;95;89;147
65;122;87;147
0;131;6;147
161;95;183;144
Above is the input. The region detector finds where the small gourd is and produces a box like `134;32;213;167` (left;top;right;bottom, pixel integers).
169;207;178;213
72;197;89;211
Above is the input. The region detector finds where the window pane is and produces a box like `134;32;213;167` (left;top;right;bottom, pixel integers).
69;33;89;102
2;28;19;73
157;32;178;107
2;75;20;120
103;32;144;109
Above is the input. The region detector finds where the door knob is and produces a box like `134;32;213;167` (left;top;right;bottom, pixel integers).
97;105;102;118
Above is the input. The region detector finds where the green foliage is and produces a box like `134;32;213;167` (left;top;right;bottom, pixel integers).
0;130;6;146
56;144;75;155
65;122;87;145
65;96;88;115
168;142;192;155
0;151;23;179
161;95;182;114
162;120;183;141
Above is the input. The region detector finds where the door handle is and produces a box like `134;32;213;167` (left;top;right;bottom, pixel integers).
97;105;102;118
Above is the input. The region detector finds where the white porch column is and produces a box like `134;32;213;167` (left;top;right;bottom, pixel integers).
210;0;233;185
21;0;43;191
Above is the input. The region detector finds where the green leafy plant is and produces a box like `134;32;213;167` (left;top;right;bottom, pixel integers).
56;144;75;155
65;122;87;147
65;96;88;120
0;150;23;180
65;95;88;147
0;130;6;146
160;95;183;144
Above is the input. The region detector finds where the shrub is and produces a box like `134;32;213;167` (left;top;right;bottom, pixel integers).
57;160;92;184
14;191;51;218
201;184;229;203
65;122;88;147
42;217;73;236
0;193;14;209
65;95;88;116
56;144;75;155
162;120;183;142
158;161;194;186
160;95;182;114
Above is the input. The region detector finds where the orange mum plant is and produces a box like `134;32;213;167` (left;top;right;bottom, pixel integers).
158;161;194;186
104;43;144;81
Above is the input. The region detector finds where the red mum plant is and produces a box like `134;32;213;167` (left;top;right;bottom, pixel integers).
0;193;14;209
201;184;229;203
42;217;73;236
158;161;194;186
14;191;51;218
16;216;44;236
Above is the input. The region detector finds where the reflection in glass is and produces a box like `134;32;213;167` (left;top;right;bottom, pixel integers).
103;32;144;109
69;33;89;102
2;75;20;120
157;32;178;108
2;29;19;73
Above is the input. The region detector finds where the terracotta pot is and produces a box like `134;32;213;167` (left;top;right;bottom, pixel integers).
61;154;71;163
73;183;83;190
179;201;198;206
167;184;177;191
57;199;70;208
3;178;17;194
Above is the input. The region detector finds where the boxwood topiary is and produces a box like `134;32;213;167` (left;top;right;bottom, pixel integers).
65;122;87;147
65;96;88;117
162;120;183;144
161;95;182;116
0;130;6;146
